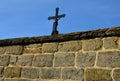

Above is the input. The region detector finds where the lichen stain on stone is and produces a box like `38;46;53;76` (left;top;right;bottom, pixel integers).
110;27;120;31
0;26;120;46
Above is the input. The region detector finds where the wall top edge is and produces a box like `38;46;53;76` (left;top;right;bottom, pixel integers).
0;26;120;46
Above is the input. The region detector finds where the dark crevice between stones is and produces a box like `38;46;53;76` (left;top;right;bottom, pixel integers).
0;26;120;46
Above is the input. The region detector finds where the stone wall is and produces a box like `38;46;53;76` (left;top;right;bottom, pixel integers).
0;27;120;81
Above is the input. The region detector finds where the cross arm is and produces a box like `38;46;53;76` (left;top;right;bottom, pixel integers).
58;14;66;19
48;14;66;20
48;16;54;20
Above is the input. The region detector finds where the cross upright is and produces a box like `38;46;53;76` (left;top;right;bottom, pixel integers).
48;7;66;35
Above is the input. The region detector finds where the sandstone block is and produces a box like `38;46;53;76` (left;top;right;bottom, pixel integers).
0;47;5;55
5;46;23;55
31;80;39;81
21;68;39;79
0;55;10;66
33;55;54;67
17;55;33;66
118;38;120;49
97;51;120;67
24;44;42;54
4;79;31;81
40;68;61;79
54;53;75;67
113;69;120;81
39;79;63;81
60;80;75;81
59;41;82;52
4;67;21;78
0;79;3;81
103;37;118;49
85;68;112;81
83;38;102;51
0;67;3;78
62;68;84;80
76;52;96;67
42;43;58;53
10;56;17;65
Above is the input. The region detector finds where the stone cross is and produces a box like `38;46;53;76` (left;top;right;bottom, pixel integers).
48;7;65;35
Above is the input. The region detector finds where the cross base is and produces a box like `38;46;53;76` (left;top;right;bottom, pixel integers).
51;30;59;35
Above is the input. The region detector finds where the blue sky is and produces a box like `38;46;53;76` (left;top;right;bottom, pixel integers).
0;0;120;39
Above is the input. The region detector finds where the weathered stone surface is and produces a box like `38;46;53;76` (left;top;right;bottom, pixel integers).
21;68;39;79
40;68;61;79
62;68;84;80
59;41;82;52
10;56;17;65
33;55;54;67
0;67;3;78
31;80;39;81
17;55;33;66
0;79;3;81
105;27;120;36
24;44;42;54
5;46;23;55
4;67;21;78
119;38;120;48
113;69;120;81
4;79;31;81
0;27;120;46
0;47;5;55
62;80;77;81
54;53;75;67
97;51;120;67
39;79;63;81
85;68;112;81
42;43;58;53
76;52;96;67
82;38;102;51
0;27;120;81
0;55;10;66
103;37;118;49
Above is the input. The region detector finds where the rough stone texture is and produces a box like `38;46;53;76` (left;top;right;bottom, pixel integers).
62;80;78;81
85;68;112;81
103;37;118;49
5;46;23;55
113;69;120;81
39;79;63;81
0;27;120;46
76;52;96;67
0;79;3;81
0;27;120;81
31;80;39;81
42;43;58;53
59;41;82;52
4;79;31;81
0;67;3;78
97;51;120;67
82;38;103;51
40;68;61;79
0;55;10;66
33;55;54;67
10;56;17;65
62;68;84;80
0;47;5;55
54;53;75;67
119;38;120;49
4;67;21;78
17;55;33;66
24;44;42;54
21;68;39;79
